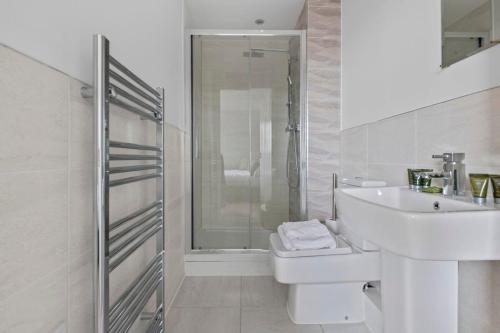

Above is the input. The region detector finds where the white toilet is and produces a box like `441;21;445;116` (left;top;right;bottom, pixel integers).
270;178;385;325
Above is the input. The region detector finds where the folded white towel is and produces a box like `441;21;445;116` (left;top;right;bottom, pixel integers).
277;225;295;250
282;220;331;240
290;235;336;250
277;224;336;251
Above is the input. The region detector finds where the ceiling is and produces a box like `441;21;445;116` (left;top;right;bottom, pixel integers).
185;0;306;29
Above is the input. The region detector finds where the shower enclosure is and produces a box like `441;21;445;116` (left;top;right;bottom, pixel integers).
191;31;306;250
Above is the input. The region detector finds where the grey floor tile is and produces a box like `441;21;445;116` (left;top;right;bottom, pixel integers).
241;276;287;308
241;307;322;333
166;307;240;333
173;276;241;307
321;323;370;333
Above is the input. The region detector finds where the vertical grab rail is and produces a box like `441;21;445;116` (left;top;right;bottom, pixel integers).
93;34;166;333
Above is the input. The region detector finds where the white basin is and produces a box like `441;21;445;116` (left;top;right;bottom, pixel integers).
336;186;500;260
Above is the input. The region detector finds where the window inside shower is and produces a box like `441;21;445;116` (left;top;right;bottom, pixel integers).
191;34;303;250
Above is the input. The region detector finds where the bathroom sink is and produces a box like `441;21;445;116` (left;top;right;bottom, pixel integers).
336;186;500;260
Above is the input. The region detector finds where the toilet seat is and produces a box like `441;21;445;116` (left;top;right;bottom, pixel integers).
270;233;352;258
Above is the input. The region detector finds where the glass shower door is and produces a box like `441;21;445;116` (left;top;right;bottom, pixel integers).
248;37;292;249
192;36;252;249
192;35;299;250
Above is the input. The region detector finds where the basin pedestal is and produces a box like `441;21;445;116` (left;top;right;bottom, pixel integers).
381;250;458;333
336;186;500;333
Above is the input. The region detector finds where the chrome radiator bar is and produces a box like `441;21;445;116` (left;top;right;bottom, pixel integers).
91;34;165;333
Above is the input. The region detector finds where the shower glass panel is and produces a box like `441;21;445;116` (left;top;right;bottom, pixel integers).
192;35;302;250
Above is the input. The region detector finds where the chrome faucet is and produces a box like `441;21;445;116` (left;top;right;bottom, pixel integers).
431;153;466;196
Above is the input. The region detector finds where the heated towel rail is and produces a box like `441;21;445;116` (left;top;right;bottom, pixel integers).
85;34;165;333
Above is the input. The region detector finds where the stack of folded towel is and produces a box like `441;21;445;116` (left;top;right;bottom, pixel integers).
277;219;336;251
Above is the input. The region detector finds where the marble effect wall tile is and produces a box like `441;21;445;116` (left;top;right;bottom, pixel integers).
341;125;368;179
0;267;67;333
69;89;93;170
165;194;186;308
308;0;341;8
340;86;500;185
0;46;69;173
308;39;341;70
416;88;500;169
308;5;341;41
0;170;68;300
305;0;342;220
69;168;93;261
367;112;416;165
296;4;308;29
68;251;93;333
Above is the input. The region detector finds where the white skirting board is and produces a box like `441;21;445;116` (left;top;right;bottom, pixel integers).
184;252;272;276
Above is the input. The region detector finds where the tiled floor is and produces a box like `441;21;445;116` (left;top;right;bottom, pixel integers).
166;276;370;333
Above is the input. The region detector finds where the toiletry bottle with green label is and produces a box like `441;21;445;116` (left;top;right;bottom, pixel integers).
490;175;500;204
470;174;489;203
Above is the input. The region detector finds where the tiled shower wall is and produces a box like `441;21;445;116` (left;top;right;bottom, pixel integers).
0;45;186;331
297;0;341;220
340;86;500;333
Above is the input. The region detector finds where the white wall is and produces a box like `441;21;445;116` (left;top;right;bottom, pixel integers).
0;0;185;128
342;0;500;129
185;0;304;29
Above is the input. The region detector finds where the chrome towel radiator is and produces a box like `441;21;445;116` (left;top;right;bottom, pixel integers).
86;35;165;333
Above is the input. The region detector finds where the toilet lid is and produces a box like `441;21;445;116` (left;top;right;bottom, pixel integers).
270;233;353;258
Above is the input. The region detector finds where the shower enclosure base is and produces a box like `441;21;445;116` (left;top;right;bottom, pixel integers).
185;251;272;276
